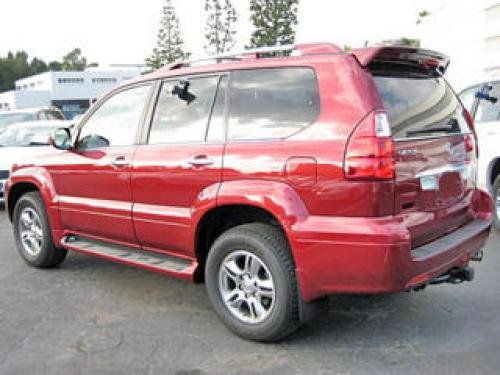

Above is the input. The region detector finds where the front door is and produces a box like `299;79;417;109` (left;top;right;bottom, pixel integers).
50;83;154;245
132;75;227;257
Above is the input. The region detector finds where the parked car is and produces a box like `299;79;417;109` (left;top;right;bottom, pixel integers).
459;81;500;229
5;44;492;341
0;120;72;205
0;107;65;135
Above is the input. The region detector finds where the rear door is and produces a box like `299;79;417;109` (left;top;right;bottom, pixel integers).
131;74;226;257
373;73;476;248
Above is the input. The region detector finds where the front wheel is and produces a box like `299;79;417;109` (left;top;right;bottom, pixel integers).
493;175;500;230
205;223;300;342
13;192;67;268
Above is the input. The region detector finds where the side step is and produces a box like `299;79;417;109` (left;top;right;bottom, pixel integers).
61;235;193;276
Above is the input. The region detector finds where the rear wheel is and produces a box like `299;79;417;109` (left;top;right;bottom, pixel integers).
205;223;300;342
493;175;500;230
13;192;67;268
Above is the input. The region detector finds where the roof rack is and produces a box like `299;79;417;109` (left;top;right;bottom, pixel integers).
167;43;342;70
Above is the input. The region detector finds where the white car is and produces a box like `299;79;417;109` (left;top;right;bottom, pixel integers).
0;120;71;205
459;81;500;229
0;107;65;135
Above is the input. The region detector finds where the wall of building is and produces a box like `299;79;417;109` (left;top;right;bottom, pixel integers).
0;68;140;117
484;2;500;80
418;1;500;91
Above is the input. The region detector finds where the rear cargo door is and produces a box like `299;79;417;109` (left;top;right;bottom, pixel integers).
373;74;476;248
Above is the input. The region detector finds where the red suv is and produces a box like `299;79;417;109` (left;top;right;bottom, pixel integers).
5;43;492;341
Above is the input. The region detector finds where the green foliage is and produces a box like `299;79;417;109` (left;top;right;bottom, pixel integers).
146;0;190;69
61;48;90;71
417;9;430;24
248;0;299;48
398;38;420;47
204;0;238;55
0;49;92;92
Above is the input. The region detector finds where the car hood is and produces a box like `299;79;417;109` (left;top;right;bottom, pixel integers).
0;146;52;172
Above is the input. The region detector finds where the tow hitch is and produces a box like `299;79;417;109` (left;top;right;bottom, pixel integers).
429;266;475;286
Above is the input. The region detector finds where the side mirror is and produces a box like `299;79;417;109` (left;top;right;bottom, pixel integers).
50;128;72;150
475;91;498;104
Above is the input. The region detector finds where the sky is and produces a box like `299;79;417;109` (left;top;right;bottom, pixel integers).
0;0;449;66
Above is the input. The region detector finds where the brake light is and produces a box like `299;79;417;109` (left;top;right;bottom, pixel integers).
343;111;395;180
462;109;479;158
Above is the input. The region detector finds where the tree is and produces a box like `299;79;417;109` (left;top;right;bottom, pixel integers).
146;0;190;69
379;38;421;47
416;10;430;25
204;0;238;55
248;0;299;48
0;48;93;92
61;48;88;71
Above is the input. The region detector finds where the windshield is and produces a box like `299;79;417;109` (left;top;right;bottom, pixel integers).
0;113;36;129
373;75;470;139
0;126;57;147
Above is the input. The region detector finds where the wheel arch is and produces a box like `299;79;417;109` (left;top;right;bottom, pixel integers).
7;167;61;234
488;157;500;191
192;180;309;282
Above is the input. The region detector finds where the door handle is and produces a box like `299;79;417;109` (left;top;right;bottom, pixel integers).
188;155;214;167
111;156;130;168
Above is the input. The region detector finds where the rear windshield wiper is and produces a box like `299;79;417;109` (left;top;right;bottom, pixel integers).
406;127;456;136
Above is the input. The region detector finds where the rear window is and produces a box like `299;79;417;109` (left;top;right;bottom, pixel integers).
373;76;470;139
228;68;320;141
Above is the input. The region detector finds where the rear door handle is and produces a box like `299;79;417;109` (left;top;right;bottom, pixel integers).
188;155;214;167
111;156;130;168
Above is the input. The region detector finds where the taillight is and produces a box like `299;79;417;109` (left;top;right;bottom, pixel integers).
463;109;479;158
343;111;395;180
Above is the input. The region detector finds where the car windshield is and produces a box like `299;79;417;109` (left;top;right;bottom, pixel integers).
0;112;36;129
0;125;57;147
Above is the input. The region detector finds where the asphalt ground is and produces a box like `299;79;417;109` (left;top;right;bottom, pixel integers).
1;208;499;374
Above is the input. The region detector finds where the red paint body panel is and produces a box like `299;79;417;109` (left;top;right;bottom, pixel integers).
5;44;493;303
131;143;224;257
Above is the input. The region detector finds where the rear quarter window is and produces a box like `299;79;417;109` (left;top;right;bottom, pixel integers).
373;75;470;139
228;68;320;141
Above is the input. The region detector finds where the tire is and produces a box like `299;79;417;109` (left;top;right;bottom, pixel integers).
13;192;67;268
205;223;300;342
493;175;500;231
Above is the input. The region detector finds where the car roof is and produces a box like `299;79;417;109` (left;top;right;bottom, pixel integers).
4;120;71;130
122;43;347;87
460;80;500;91
0;107;61;115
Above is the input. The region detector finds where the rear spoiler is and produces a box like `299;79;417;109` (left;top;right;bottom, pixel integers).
352;47;450;75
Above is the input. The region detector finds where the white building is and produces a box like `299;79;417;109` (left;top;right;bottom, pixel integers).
0;69;141;118
484;1;500;80
418;1;500;90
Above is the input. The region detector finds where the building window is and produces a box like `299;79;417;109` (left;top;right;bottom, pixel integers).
91;78;118;84
57;78;84;84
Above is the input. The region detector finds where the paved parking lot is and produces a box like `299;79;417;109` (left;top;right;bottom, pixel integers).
1;208;499;375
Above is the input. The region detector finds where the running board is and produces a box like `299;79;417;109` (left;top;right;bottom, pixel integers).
61;235;193;275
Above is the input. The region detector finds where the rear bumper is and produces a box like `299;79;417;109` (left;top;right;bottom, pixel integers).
292;188;492;302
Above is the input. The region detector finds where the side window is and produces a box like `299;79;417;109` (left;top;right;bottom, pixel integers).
149;76;219;144
228;68;320;141
459;86;480;116
77;84;151;149
476;83;500;123
207;76;227;142
45;110;64;120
